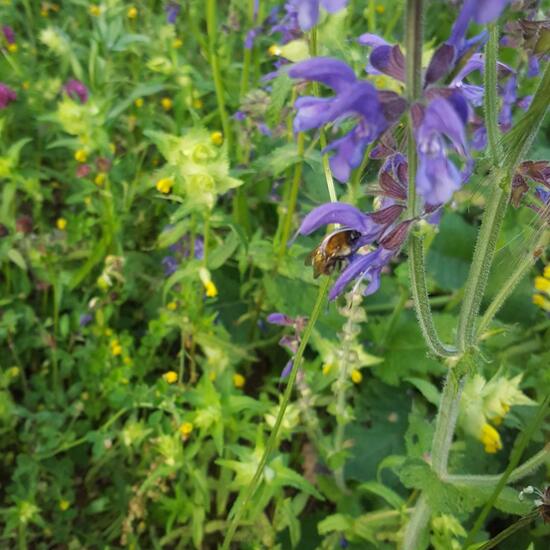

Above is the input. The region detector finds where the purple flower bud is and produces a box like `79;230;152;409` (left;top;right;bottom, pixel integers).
281;359;294;379
0;83;16;109
165;2;180;24
64;79;88;104
267;313;294;326
79;313;93;327
162;256;179;276
2;25;15;44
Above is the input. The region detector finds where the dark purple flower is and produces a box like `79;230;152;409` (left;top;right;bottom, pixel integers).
358;33;406;82
0;83;16;109
79;313;93;327
267;313;295;326
64;79;88;104
281;360;294;378
415;97;472;205
2;25;15;44
267;312;308;377
165;2;180;24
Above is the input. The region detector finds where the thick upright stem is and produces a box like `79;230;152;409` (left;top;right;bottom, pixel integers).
456;23;509;351
405;0;456;358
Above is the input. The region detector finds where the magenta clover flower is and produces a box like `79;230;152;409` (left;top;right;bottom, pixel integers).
0;83;16;109
64;79;88;104
2;25;15;45
288;57;404;181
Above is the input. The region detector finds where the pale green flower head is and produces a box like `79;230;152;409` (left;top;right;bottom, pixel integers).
39;27;71;57
146;129;242;209
483;374;535;422
56;98;107;150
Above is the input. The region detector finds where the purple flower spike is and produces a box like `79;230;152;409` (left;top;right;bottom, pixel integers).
2;25;15;44
0;83;16;109
416;97;470;205
79;313;93;327
297;202;379;236
64;79;88;104
165;2;180;24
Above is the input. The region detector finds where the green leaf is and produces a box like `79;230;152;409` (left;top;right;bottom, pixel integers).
405;377;441;406
7;249;27;271
208;231;241;270
358;481;405;509
427;212;477;290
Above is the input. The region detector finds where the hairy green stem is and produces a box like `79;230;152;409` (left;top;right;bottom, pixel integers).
474;510;539;550
477;229;549;337
206;0;232;152
402;494;430;550
403;372;465;549
222;278;331;550
484;24;502;162
405;0;456;358
456;178;509;350
463;396;550;548
431;374;465;476
445;444;550;487
456;23;510;351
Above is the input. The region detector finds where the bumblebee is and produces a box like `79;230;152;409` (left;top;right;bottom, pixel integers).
305;229;361;278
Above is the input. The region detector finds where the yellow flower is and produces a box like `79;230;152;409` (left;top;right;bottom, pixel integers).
123;356;132;365
111;344;123;356
534;276;550;294
322;363;333;376
127;6;137;19
544;265;550;279
268;44;281;56
8;366;19;378
172;38;183;49
351;369;363;384
233;373;245;389
480;423;502;453
22;81;30;90
134;97;144;108
204;280;218;298
192;97;203;109
166;301;177;311
155;177;174;194
74;149;87;163
7;43;17;53
376;5;385;14
89;5;101;17
104;328;113;337
179;422;193;437
164;371;178;384
94;173;106;186
532;294;550;312
210;131;223;146
56;218;67;230
59;500;70;511
161;97;173;111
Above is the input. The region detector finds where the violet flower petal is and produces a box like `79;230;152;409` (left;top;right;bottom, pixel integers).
288;57;357;93
297;202;378;235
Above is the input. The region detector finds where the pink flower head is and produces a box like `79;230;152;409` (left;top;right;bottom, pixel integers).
64;79;88;104
0;83;17;109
